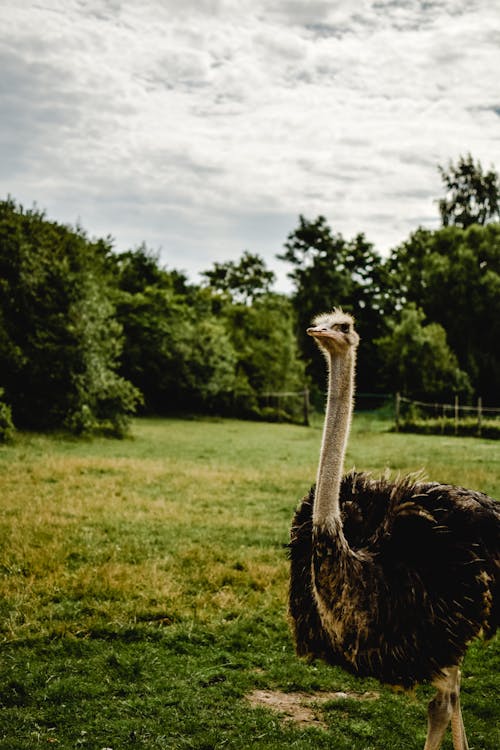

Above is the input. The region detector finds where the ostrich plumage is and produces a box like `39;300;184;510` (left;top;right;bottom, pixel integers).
288;309;499;750
289;472;499;687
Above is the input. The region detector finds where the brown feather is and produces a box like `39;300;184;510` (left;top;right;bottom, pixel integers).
289;471;500;688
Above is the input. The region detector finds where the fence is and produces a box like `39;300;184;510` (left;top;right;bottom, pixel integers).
260;388;311;425
395;393;500;438
252;389;500;436
260;390;393;426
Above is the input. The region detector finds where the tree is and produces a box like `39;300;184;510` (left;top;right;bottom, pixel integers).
112;246;237;413
438;153;499;228
201;251;275;303
113;247;306;420
114;244;189;295
221;293;306;419
376;305;471;400
387;224;500;403
278;215;389;396
0;198;141;435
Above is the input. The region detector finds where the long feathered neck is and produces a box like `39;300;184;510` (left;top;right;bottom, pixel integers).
313;348;356;536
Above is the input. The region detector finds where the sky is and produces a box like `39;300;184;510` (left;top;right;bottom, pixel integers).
1;1;500;292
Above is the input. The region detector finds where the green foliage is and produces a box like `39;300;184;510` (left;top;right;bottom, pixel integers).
201;250;276;303
388;223;500;403
223;293;306;419
113;243;180;293
182;312;237;405
3;152;500;432
0;387;14;442
376;305;471;400
113;246;237;413
438;153;500;228
0;198;140;435
114;248;305;421
278;215;389;397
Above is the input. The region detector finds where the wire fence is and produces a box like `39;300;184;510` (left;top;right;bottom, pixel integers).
251;389;500;438
260;388;311;425
395;393;500;438
259;390;394;426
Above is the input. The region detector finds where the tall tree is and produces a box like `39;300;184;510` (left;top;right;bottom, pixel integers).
438;153;500;228
278;215;389;396
222;293;306;416
0;198;140;435
112;246;236;413
387;223;500;404
376;305;471;400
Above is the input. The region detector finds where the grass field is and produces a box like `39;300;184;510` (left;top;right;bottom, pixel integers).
0;415;498;749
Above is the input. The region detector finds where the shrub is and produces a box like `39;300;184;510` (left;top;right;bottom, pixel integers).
0;388;14;443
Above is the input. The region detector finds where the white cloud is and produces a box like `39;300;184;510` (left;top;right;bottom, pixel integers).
1;0;499;291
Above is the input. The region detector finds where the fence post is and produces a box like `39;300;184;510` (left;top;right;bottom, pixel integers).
395;392;400;432
477;396;482;437
303;387;310;427
454;394;459;436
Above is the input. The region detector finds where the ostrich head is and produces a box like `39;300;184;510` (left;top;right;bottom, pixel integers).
307;309;359;355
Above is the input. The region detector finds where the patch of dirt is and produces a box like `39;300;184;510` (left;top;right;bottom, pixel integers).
245;689;379;729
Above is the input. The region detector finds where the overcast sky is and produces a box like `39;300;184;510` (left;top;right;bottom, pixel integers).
2;1;499;291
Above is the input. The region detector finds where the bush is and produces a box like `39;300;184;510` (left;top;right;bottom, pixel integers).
0;388;14;443
66;376;142;438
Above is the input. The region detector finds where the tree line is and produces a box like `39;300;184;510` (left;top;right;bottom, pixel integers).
0;154;499;440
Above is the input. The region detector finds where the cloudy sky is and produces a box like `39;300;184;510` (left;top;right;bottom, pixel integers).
2;1;499;291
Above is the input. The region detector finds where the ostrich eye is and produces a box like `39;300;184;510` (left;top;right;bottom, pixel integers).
339;323;350;334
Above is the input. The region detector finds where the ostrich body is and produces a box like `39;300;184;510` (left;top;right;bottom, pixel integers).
288;310;499;750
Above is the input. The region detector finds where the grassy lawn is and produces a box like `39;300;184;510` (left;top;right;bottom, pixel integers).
0;415;498;749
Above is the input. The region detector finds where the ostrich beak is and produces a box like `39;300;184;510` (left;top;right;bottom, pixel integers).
307;326;333;338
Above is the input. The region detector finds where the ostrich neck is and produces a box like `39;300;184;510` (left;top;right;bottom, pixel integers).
313;349;355;533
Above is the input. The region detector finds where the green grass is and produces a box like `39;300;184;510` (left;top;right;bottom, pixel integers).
0;415;498;749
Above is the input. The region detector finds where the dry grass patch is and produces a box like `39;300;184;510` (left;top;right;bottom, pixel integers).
0;439;293;640
246;689;380;729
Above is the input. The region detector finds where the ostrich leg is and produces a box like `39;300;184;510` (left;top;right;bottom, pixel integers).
424;690;453;750
424;667;468;750
450;669;469;750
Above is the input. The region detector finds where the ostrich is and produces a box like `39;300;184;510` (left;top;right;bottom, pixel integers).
288;309;499;750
